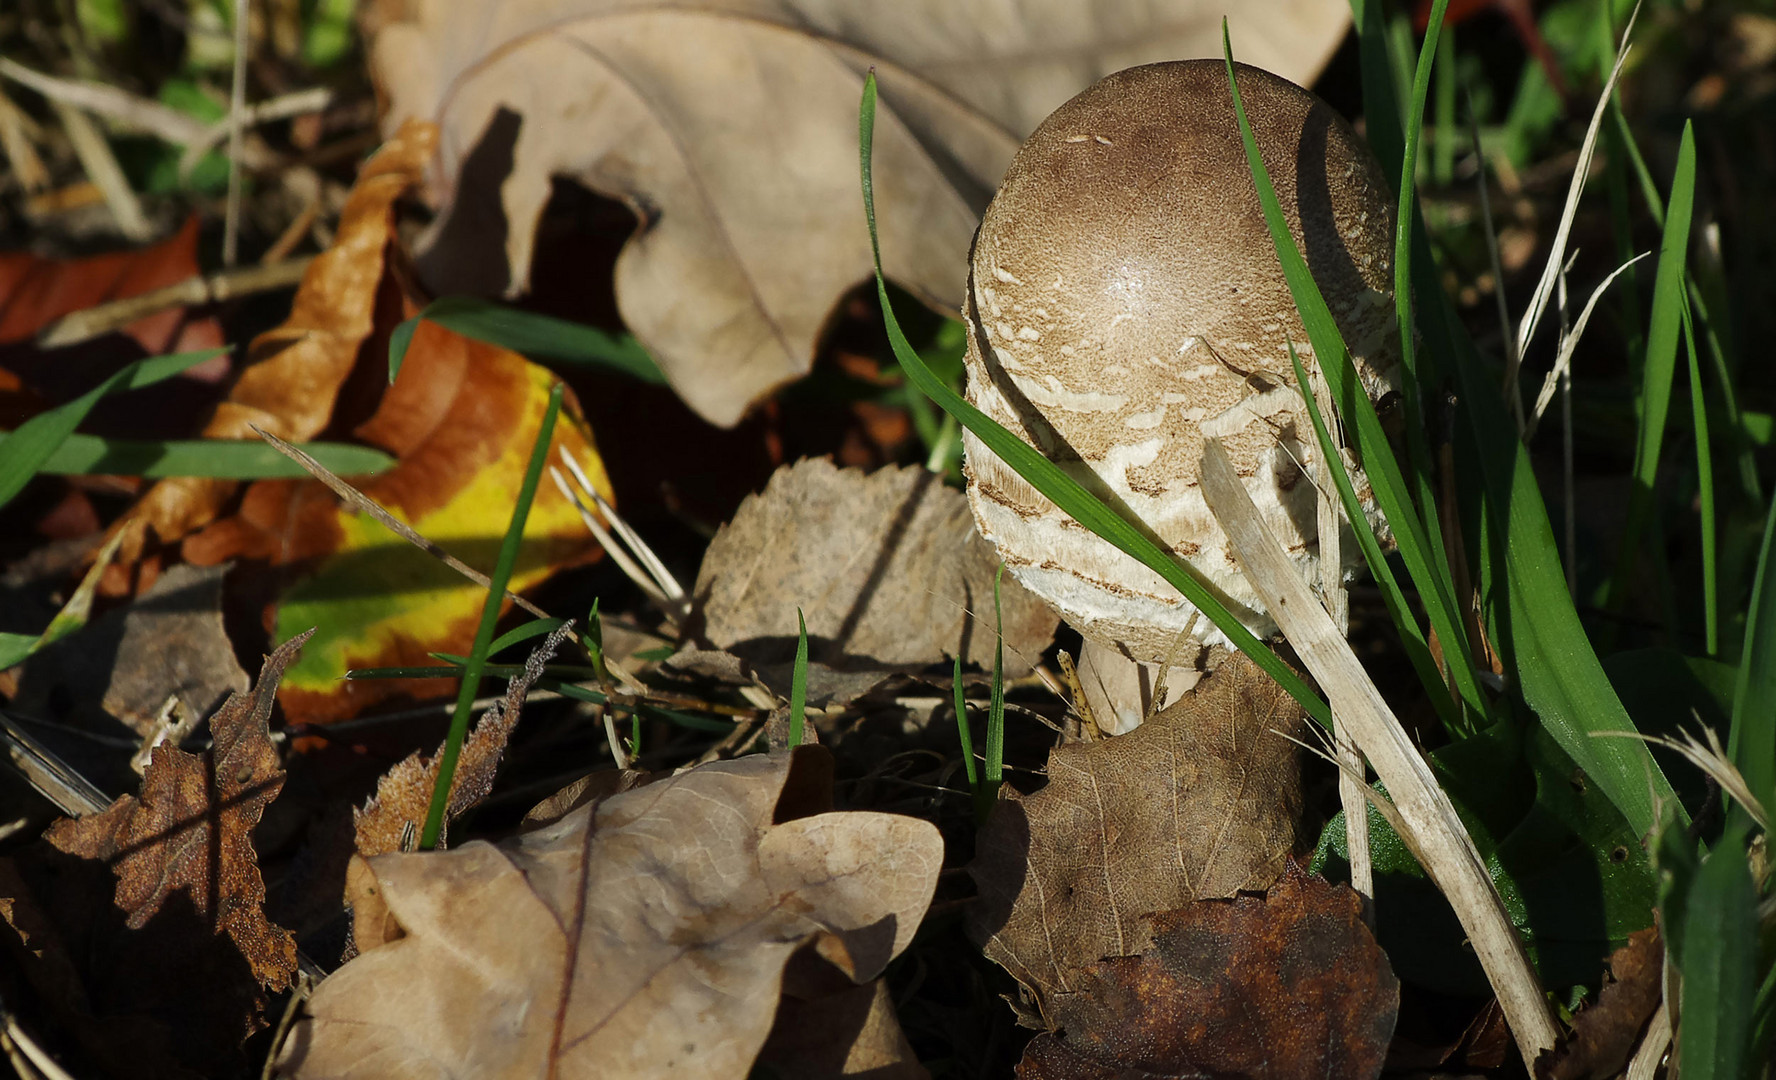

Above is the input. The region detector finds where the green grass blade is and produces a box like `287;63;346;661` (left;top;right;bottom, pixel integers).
787;608;808;748
953;654;979;797
980;566;1006;823
1683;295;1718;656
1432;26;1457;187
419;381;564;849
1290;342;1462;730
19;433;394;479
1604;122;1696;618
1346;0;1406;180
1730;494;1776;820
0;347;225;509
856;72;1330;727
1221;31;1487;722
389;297;665;384
1676;819;1758;1080
486;617;571;658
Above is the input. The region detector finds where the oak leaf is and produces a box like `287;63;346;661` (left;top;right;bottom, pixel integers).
1017;866;1398;1080
967;650;1308;1025
366;0;1352;426
693;458;1057;698
42;630;311;992
276;746;942;1080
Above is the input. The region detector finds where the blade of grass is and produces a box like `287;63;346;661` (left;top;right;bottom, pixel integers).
1729;493;1776;819
15;432;393;479
389;296;666;385
1676;817;1758;1080
1291;342;1463;730
1432;25;1457;188
1221;30;1488;724
419;381;564;849
1683;294;1718;656
979;566;1006;823
1347;0;1406;180
952;654;980;808
857;71;1329;727
1603;122;1696;620
787;609;808;748
485;617;572;658
0;347;224;509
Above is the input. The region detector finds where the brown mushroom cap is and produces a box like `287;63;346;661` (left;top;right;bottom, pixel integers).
962;59;1399;663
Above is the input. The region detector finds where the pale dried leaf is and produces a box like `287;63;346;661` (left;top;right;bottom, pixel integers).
694;459;1057;695
278;746;942;1080
367;0;1351;425
966;650;1307;1025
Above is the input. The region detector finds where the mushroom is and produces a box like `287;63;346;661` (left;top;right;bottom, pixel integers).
961;59;1399;734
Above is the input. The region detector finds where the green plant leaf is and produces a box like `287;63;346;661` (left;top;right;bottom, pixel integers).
856;72;1329;727
389;297;665;385
1605;122;1696;618
1730;494;1776;819
1673;818;1758;1080
0;348;225;510
953;653;978;797
9;432;393;479
788;608;808;749
419;381;564;849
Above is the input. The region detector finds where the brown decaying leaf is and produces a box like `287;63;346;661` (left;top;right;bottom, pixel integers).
119;121;438;559
694;458;1058;690
277;746;942;1080
1017;866;1398;1080
967;650;1307;1026
15;561;248;736
1535;926;1664;1080
758;978;929;1080
353;622;573;857
0;215;221;353
367;0;1351;426
42;630;312;992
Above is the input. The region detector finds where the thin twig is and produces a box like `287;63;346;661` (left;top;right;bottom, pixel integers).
223;0;250;266
38;257;313;347
0;57;208;144
179;86;329;181
51;101;151;241
0;87;49;193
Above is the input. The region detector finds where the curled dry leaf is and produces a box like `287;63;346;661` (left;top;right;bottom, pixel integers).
1534;926;1664;1080
366;0;1352;426
1017;866;1398;1080
122;122;439;557
967;650;1307;1025
42;630;312;992
277;746;942;1080
693;458;1057;696
353;623;572;857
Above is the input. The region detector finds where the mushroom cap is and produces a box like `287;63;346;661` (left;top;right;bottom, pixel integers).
962;60;1399;663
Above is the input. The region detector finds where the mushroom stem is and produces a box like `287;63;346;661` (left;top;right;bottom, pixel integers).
1074;640;1197;736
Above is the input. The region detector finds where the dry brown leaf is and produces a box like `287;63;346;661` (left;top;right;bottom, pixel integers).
15;562;248;737
758;978;929;1080
42;630;311;992
277;746;941;1080
1534;926;1664;1080
693;458;1057;694
121;121;438;556
353;623;572;857
967;650;1307;1025
1016;866;1398;1080
367;0;1351;426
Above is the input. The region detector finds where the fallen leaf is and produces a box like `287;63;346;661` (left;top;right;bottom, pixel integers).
693;458;1057;696
1017;866;1398;1080
967;650;1307;1025
276;746;942;1080
121;121;438;557
353;622;572;857
15;561;248;736
0;216;220;354
366;0;1352;426
181;320;611;723
1534;926;1664;1080
43;630;310;991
